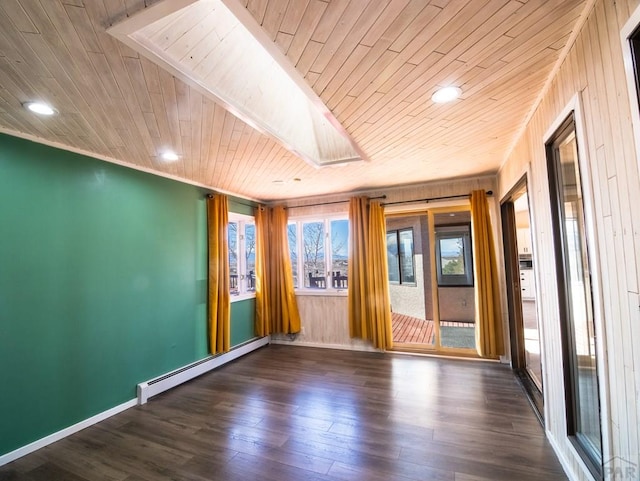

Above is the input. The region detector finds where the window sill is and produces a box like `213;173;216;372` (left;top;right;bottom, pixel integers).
295;289;348;297
230;293;256;303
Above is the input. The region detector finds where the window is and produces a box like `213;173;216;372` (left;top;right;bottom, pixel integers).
288;217;349;290
228;213;256;297
435;224;473;286
386;228;415;284
303;221;325;287
547;114;602;477
287;222;298;288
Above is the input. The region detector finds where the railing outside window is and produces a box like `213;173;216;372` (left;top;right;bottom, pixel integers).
228;213;256;298
288;217;349;291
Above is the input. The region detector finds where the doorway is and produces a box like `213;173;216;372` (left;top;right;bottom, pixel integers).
501;178;544;420
386;208;476;355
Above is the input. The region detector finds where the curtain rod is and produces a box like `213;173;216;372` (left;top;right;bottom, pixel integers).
382;190;493;206
286;195;387;209
206;193;256;208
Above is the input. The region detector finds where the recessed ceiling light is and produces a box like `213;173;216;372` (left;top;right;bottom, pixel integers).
161;151;179;162
431;86;462;104
23;101;56;116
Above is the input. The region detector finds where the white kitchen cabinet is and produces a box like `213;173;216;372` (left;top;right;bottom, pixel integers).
520;269;535;300
517;227;532;255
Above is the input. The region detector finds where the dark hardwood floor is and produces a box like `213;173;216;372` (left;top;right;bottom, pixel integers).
0;345;567;481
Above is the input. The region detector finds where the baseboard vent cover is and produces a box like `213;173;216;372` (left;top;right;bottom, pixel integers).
137;336;269;405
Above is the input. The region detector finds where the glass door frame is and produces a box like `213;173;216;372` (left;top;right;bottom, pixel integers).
386;203;478;357
546;111;604;478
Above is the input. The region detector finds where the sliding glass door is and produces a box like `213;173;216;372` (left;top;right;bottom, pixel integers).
386;208;476;353
433;211;476;350
547;114;602;477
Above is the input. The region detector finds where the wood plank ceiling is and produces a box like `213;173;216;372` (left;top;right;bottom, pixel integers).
0;0;589;201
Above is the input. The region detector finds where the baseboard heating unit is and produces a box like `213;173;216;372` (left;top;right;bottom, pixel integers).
137;336;269;405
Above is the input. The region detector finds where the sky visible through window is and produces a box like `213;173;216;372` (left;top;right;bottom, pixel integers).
440;237;463;257
332;219;348;259
440;237;465;275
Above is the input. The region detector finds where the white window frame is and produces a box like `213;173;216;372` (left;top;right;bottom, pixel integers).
228;212;256;302
288;214;349;296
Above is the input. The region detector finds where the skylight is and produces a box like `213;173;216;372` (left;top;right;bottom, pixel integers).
108;0;365;168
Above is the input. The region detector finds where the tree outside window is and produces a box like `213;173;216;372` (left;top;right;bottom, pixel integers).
288;222;298;288
244;223;255;291
228;221;239;294
303;221;325;287
435;224;473;286
228;214;255;296
288;217;349;290
331;219;348;288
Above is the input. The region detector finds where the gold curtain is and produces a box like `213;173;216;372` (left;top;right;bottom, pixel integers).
348;197;369;340
255;206;269;337
470;190;504;358
206;194;231;354
348;197;393;350
255;205;301;336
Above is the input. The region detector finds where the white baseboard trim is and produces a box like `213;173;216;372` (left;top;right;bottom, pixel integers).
0;398;137;467
269;338;379;352
138;336;270;404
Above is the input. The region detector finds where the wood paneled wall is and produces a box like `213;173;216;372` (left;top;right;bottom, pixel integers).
270;294;374;351
498;0;640;478
283;175;496;213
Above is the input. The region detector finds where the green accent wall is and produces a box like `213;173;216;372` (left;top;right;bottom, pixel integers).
229;198;255;217
231;299;256;346
0;134;255;456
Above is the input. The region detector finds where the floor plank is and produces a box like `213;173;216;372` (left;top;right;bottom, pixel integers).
0;345;567;481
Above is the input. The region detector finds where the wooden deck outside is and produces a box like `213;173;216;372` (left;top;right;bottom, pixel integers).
392;312;435;344
392;313;476;345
